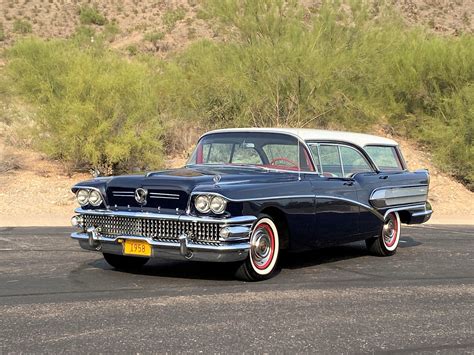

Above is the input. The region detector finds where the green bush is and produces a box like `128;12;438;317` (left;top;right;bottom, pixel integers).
13;19;32;34
6;38;163;173
144;31;165;45
4;1;473;188
155;0;473;188
79;5;107;26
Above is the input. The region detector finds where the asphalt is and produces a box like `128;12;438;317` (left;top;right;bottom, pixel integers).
0;225;472;353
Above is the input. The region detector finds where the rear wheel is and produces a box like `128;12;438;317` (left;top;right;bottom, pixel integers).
103;253;149;271
366;212;401;256
235;215;280;281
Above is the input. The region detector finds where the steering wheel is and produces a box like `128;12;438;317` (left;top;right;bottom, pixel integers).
270;157;299;168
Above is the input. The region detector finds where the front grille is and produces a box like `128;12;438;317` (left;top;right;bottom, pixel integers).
82;214;221;243
106;188;188;210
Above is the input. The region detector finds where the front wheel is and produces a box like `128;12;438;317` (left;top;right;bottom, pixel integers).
366;211;401;256
103;253;149;271
235;216;280;281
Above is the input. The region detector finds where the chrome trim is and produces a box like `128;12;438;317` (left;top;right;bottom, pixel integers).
72;232;250;251
150;192;180;200
316;195;384;220
74;208;257;225
219;225;253;242
383;204;427;219
370;185;428;208
73;186;107;208
411;209;433;217
73;233;250;263
190;191;315;203
307;142;376;173
337;145;345;177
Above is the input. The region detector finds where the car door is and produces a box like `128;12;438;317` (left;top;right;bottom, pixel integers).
307;143;360;246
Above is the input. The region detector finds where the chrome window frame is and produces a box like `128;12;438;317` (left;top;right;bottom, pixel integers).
307;142;376;177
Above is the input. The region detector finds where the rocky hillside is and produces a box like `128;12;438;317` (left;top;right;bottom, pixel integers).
1;0;472;53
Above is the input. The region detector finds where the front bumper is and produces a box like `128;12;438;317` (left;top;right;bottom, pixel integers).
70;208;255;263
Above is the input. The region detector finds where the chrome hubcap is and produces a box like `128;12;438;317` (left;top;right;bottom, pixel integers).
383;215;396;245
251;227;272;268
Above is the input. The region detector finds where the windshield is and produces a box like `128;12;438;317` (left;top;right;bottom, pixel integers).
187;132;315;172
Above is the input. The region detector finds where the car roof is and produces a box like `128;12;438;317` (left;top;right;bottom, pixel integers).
203;128;398;148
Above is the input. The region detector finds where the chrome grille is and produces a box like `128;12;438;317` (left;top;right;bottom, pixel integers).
82;214;221;243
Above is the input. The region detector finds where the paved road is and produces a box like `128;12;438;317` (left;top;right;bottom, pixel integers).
0;225;472;353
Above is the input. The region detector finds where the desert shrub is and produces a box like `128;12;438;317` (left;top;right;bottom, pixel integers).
79;5;107;26
155;0;473;188
144;31;164;45
163;7;186;31
126;44;138;56
103;22;120;42
6;38;163;173
4;1;473;187
13;19;32;34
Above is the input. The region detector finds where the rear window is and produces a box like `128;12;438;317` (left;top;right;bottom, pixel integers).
365;146;403;171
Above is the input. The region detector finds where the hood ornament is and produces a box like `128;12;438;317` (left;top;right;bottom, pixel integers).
213;174;221;185
135;188;148;206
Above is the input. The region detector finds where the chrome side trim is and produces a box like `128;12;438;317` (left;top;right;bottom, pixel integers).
316;195;384;220
370;185;428;208
190;191;315;203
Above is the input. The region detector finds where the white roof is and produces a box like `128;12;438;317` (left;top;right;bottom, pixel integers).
204;128;398;148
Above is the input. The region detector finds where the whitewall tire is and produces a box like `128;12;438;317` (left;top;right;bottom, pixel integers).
366;212;401;256
235;215;280;281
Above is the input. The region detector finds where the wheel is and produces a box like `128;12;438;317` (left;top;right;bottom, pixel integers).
235;215;280;281
366;211;401;256
103;253;149;271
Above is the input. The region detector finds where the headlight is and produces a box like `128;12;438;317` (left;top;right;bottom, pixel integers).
210;196;227;214
195;195;211;213
88;190;103;206
76;189;90;206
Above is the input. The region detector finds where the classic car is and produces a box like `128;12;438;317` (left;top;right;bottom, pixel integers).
70;128;432;281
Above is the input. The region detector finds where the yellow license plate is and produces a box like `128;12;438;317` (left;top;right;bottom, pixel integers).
123;239;152;257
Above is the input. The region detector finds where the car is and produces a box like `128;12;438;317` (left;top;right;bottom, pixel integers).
70;128;432;281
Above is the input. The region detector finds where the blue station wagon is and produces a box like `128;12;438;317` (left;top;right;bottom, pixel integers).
70;128;432;281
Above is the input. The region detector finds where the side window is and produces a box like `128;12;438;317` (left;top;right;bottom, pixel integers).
340;146;372;177
319;145;343;177
365;146;403;171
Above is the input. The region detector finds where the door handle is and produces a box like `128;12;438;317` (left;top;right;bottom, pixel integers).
343;181;354;186
379;175;389;180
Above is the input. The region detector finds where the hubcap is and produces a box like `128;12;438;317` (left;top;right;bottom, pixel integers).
251;224;274;270
383;214;398;247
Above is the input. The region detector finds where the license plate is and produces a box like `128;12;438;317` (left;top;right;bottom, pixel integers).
123;239;151;257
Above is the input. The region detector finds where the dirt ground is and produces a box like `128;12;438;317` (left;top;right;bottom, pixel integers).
0;136;472;227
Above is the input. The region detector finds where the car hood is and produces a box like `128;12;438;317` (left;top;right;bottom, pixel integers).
74;166;298;211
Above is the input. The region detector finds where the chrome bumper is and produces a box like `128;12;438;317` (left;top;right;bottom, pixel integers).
70;209;255;263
